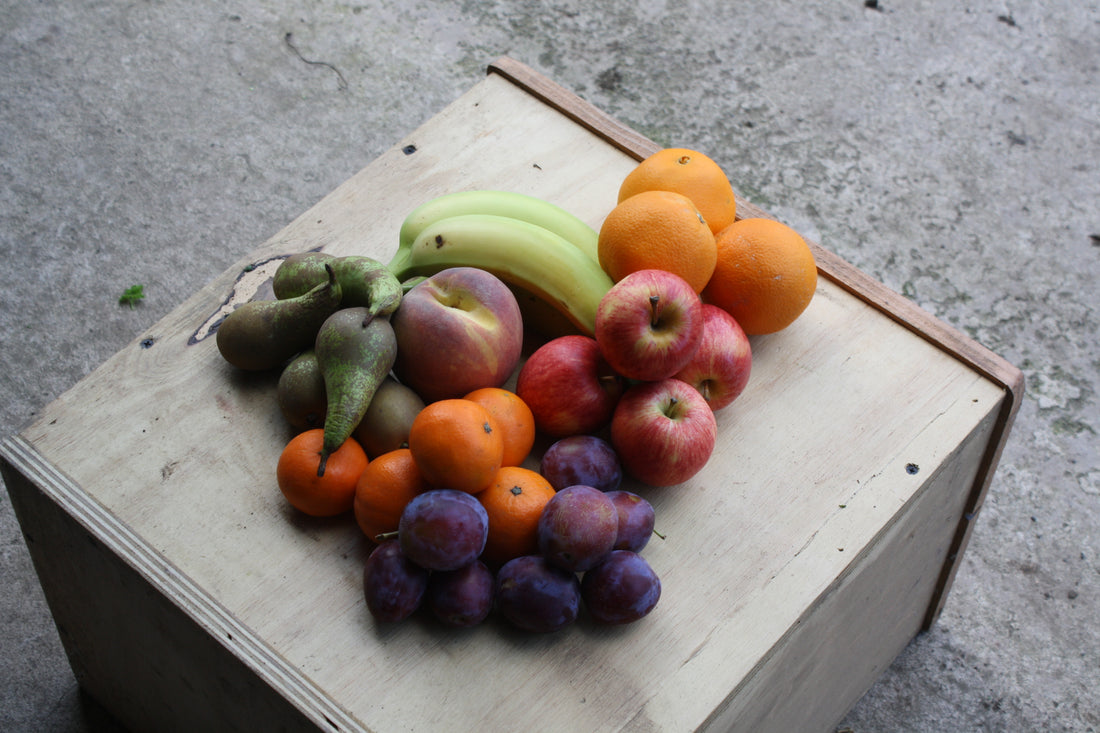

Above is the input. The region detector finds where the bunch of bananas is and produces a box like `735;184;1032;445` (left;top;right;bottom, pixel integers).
387;190;614;336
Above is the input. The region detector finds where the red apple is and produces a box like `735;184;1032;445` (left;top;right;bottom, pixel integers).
674;304;752;410
595;269;704;381
515;335;624;438
610;378;717;487
391;267;523;403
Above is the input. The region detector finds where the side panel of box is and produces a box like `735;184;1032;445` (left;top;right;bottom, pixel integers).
705;396;1002;733
1;448;332;733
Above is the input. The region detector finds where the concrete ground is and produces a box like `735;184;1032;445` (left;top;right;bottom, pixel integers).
2;1;1097;730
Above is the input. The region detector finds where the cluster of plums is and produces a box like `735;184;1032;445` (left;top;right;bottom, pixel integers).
363;435;662;632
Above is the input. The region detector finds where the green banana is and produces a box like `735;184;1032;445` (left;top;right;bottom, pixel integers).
387;214;614;337
397;190;600;264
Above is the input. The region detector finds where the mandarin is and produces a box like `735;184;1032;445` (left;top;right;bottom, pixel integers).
618;147;737;235
477;466;556;567
354;448;430;541
407;398;504;494
276;429;367;516
702;218;818;335
463;387;536;467
598;190;717;293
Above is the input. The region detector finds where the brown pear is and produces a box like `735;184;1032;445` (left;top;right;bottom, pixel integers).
216;265;341;371
352;377;426;457
276;350;327;430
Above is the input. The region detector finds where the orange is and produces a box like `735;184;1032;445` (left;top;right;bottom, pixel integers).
477;466;556;567
407;398;504;494
598;189;717;293
463;387;536;467
618;147;737;235
353;448;429;542
276;429;368;516
702;217;818;335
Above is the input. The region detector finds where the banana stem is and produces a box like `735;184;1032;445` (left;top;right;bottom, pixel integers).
386;247;414;282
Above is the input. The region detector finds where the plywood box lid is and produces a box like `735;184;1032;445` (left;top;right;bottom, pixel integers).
2;57;1023;732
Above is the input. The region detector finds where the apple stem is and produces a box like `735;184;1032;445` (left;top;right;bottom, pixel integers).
661;395;679;419
649;294;660;327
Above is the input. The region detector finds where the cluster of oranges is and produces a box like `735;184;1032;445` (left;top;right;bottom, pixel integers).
277;385;552;568
598;147;818;336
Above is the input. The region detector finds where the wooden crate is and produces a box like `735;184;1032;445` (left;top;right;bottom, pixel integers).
1;57;1022;733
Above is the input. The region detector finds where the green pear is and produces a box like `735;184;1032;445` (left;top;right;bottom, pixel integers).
273;253;402;320
277;350;327;430
315;307;397;475
272;252;336;300
352;377;426;457
216;265;341;371
334;255;403;320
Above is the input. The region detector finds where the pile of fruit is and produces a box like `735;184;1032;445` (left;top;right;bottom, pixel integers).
215;147;817;632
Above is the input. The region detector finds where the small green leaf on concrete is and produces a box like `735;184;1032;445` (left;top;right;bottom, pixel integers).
119;284;145;309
